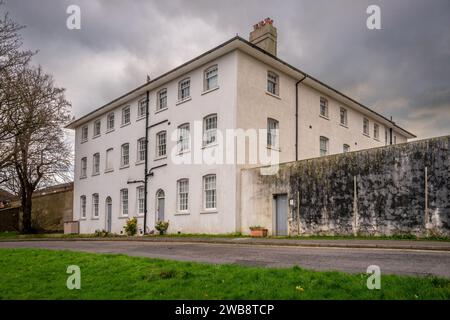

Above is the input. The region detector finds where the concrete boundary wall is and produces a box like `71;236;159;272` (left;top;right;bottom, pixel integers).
241;136;450;236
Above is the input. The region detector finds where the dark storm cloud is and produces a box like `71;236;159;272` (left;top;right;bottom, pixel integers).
3;0;450;139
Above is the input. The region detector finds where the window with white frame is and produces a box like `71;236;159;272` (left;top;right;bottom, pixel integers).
81;126;88;142
80;195;86;218
80;157;87;178
121;143;129;167
203;114;217;146
320;97;329;118
320;136;329;156
343;144;350;153
157;88;167;111
177;179;189;212
374;123;380;140
178;78;190;100
267;118;279;149
137;186;145;215
107;113;115;131
363;118;370;135
138;98;146;119
92;153;100;175
156;131;167;157
93;120;101;137
120;189;128;216
137;138;146;162
385;129;388;145
122;106;131;125
204;65;218;91
267;71;279;95
340;107;348;126
177;123;190;153
105;148;113;171
203;174;217;210
92;193;99;218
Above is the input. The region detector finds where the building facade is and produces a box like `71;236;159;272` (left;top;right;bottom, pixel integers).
67;20;415;235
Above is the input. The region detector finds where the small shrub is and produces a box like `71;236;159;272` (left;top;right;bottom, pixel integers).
94;229;111;237
124;217;138;236
155;220;169;235
249;226;265;231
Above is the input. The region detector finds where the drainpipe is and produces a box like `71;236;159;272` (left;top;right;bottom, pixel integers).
295;75;307;161
143;90;150;234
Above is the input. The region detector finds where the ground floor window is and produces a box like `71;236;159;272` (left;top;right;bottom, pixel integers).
137;186;144;215
80;195;86;218
203;174;216;210
92;193;99;218
177;179;189;212
320;136;329;156
121;189;128;216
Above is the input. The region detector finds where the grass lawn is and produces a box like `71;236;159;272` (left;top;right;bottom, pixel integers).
0;249;449;300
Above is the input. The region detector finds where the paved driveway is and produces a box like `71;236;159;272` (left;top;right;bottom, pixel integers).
1;240;450;277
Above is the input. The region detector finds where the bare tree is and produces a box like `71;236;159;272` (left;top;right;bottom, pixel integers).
0;1;33;73
3;66;72;233
0;1;34;175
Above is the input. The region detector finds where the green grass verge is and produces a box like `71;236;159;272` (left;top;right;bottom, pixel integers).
0;248;449;299
1;231;449;242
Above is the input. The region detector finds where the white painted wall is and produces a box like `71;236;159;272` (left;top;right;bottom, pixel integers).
145;51;238;234
73;94;147;234
73;51;239;235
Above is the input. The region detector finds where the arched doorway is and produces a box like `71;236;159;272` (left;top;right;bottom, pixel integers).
105;197;112;232
156;189;165;222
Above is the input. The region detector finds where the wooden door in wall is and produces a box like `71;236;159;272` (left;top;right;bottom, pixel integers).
275;194;288;236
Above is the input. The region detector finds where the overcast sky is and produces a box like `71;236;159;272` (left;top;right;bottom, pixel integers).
4;0;450;139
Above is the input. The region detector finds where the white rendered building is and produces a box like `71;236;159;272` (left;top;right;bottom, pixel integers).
67;20;415;235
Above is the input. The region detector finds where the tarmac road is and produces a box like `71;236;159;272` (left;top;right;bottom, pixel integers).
1;240;450;277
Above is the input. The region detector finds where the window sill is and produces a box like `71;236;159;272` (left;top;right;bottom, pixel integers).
319;115;330;121
121;122;131;128
79;218;87;221
137;214;144;218
202;142;218;149
374;138;380;142
81;140;88;144
135;161;145;166
118;215;129;220
136;116;145;122
175;212;190;216
339;123;348;129
267;146;281;152
363;133;370;138
106;129;115;134
176;97;192;106
91;217;99;220
119;165;130;170
92;172;100;177
155;107;168;114
154;156;167;161
177;150;191;156
92;134;101;139
105;169;114;173
202;86;219;95
79;176;87;180
265;91;281;100
200;210;218;214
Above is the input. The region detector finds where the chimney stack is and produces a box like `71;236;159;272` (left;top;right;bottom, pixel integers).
249;18;277;56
